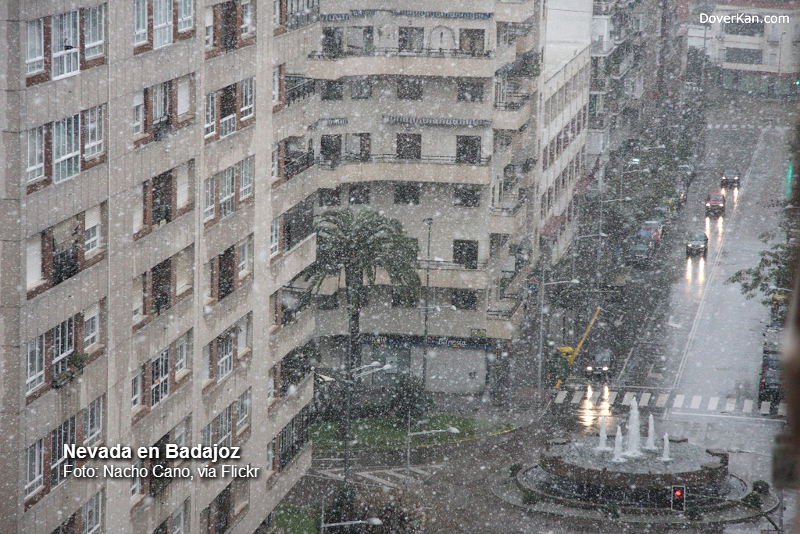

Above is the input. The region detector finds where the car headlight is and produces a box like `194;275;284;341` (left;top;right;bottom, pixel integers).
706;202;711;206
586;366;593;371
602;366;609;371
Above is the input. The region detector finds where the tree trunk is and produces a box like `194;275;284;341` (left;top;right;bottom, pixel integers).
340;266;362;485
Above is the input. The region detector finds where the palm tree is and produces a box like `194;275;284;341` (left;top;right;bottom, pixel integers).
297;208;420;483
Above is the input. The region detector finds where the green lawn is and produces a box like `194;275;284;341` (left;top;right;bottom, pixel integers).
311;414;515;451
274;503;318;534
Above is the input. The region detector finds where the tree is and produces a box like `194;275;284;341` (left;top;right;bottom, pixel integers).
387;374;433;421
297;208;420;482
728;230;798;305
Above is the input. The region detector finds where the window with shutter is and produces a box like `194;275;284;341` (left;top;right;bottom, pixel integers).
176;164;190;207
26;234;42;289
132;275;144;317
84;205;101;252
175;250;192;295
177;78;191;116
132;185;144;232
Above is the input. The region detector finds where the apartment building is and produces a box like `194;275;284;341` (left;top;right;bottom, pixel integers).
685;0;800;96
1;1;314;533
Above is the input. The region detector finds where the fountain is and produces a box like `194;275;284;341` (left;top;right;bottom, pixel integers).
644;414;657;451
612;426;625;463
662;433;671;462
624;397;642;457
596;416;610;451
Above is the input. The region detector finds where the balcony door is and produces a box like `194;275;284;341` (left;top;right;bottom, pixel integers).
459;29;485;55
320;134;342;164
456;136;481;164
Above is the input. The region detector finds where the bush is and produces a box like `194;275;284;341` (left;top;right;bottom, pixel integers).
752;480;770;495
685;506;702;521
509;463;523;478
387;375;434;421
522;490;539;506
742;492;762;509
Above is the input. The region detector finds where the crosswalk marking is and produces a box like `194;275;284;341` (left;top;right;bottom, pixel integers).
690;396;702;409
621;392;635;406
589;390;601;405
640;392;651;407
571;390;584;404
743;400;753;413
708;397;719;411
555;391;568;404
607;391;618;405
779;403;788;416
656;394;668;407
761;402;771;415
674;395;685;408
725;398;736;412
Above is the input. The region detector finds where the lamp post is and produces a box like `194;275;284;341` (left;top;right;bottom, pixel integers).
405;409;459;490
320;507;383;534
536;278;579;404
422;218;433;393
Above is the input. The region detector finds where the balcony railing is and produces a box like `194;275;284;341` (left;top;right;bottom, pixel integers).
610;53;634;79
309;47;495;60
494;92;531;110
219;115;236;138
286;7;319;31
285;78;316;106
487;300;522;319
490;199;525;216
284;150;315;180
317;153;491;168
417;258;489;271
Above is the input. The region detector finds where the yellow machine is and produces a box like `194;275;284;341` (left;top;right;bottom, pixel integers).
557;307;602;367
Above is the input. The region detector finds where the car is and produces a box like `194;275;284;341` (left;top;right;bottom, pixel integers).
685;232;708;257
720;168;741;188
759;366;783;403
640;220;664;246
586;349;612;380
705;193;725;216
626;234;655;266
677;163;696;186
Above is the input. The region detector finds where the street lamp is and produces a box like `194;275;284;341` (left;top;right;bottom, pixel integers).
320;507;383;534
405;412;459;489
536;278;580;404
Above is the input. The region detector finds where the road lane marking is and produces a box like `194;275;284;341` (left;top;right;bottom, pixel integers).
656;394;668;407
358;472;400;488
691;396;702;409
640;393;651;407
674;395;685;408
607;391;618;405
708;397;719;411
743;400;753;413
571;390;584;404
555;391;568;404
621;392;635;406
725;398;736;412
589;390;601;405
779;403;787;416
760;402;771;415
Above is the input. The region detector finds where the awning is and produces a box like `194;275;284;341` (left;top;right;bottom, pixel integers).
383;115;491;127
540;214;565;238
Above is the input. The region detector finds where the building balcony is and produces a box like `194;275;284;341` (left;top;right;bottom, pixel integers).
486;300;524;339
315;154;492;186
496;0;537;24
272;158;317;218
274;79;318;139
590;76;609;93
489;199;526;235
610;52;634;79
592;38;617;57
493;93;533;131
306;48;499;79
270;232;316;289
589;113;610;131
270;305;316;361
416;259;490;290
268;373;314;431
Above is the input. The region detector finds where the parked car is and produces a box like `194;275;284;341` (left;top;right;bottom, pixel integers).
640;220;664;246
720;168;741;188
586;348;612;381
759;367;783;403
759;327;784;403
626;234;655;266
705;193;725;216
685;232;708;257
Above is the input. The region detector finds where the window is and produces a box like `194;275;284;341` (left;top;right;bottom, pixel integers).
217;406;233;447
397;77;423;100
241;0;254;33
53;113;81;183
175;335;187;372
26;126;45;182
84;396;103;446
394;183;420;205
241;78;255;118
84;106;104;157
52;11;80;79
84;304;99;347
26;335;45;393
178;0;194;31
349;184;370;204
53;318;74;377
134;0;148;44
204;177;215;220
321;80;344;100
133;92;144;135
238;389;251;428
396;134;422;160
453;240;479;269
132;367;142;408
398;27;424;52
84;205;101;251
240;157;254;198
26;234;42;289
217;336;233;379
319;188;341;206
131;459;143;496
205;8;214;47
26;20;44;74
454;186;480;207
25;439;44;497
153;0;174;48
177;78;191;116
153;82;171;127
237;315;250;354
51;416;76;486
456;136;482;164
271;144;279;178
173;419;188;449
351;77;373;99
219;168;236;218
84;5;105;58
204;93;216;137
201;423;212;449
267;368;276;401
82;492;102;534
172;503;187;534
238;238;253;275
452;289;478;310
151;350;170;406
272;67;281;102
270;219;281;256
457;79;484;102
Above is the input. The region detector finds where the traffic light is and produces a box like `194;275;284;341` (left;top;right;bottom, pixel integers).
671;485;685;511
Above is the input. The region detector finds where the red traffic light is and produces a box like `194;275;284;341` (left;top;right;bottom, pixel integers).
674;490;683;497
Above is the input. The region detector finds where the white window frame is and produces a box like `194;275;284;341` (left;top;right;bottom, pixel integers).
84;5;105;58
151;349;170;406
153;81;170;125
205;8;214;47
217;336;233;379
272;68;280;102
84;310;99;347
174;335;187;372
53;318;74;377
26;19;44;75
131;367;142;408
204;93;216;137
134;0;147;44
240;156;254;199
82;492;102;534
26;126;45;182
84;106;104;158
241;0;254;34
133;91;144;135
178;0;194;31
238;238;253;276
237;389;251;428
219;167;236;218
172;505;186;534
271;144;278;178
241;77;255;118
85;225;100;253
201;423;212;448
204;177;215;220
173;419;188;449
270;218;281;256
153;0;174;49
53;113;81;183
83;396;103;446
130;459;143;496
267;367;276;400
273;0;280;26
216;405;233;448
25;439;44;497
52;11;80;79
51;416;76;486
26;335;45;393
